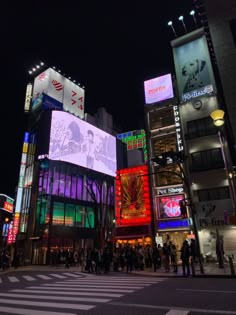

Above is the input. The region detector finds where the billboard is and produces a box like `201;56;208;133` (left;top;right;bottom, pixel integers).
115;165;151;226
32;68;85;118
158;195;184;219
48;111;117;177
172;29;216;102
144;74;174;104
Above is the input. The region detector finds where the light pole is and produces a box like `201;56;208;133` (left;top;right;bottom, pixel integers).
167;21;177;38
178;16;187;33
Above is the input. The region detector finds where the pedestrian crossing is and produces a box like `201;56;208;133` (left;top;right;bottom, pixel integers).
0;275;166;314
0;272;85;284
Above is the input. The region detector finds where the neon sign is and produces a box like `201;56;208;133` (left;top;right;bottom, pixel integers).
173;105;184;152
158;218;191;230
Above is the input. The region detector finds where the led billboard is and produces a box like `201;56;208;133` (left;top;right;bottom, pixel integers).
115;165;151;226
32;68;85;118
158;195;184;219
144;73;174;104
49;111;117;177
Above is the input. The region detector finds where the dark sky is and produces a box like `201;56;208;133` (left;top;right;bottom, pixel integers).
0;1;195;197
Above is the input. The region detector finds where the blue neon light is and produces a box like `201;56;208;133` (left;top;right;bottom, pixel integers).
158;219;191;230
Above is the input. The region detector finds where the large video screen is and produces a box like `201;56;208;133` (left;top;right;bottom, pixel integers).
158;195;184;219
49;111;117;177
144;73;174;104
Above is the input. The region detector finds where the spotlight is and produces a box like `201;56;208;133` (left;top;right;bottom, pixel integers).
40;62;44;66
178;15;187;33
68;77;71;79
167;20;177;37
58;70;61;73
190;10;197;25
29;70;32;74
73;80;76;82
53;66;56;69
32;68;36;71
36;65;40;69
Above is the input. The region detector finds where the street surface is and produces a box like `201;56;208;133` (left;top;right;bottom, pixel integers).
0;269;235;314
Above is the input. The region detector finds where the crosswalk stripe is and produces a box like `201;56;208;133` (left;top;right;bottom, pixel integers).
22;276;36;281
42;283;142;289
0;292;110;303
0;298;95;311
61;280;152;287
165;310;189;315
62;273;82;278
12;289;123;298
49;274;67;279
37;275;52;280
8;276;20;282
0;306;76;315
29;285;134;293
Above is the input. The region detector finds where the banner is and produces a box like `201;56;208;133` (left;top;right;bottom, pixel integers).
144;74;174;104
172;29;216;102
63;78;85;118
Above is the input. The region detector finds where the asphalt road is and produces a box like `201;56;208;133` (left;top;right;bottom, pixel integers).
0;269;235;315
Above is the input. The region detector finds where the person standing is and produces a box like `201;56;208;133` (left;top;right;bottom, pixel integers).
181;240;191;276
170;244;178;273
152;243;160;272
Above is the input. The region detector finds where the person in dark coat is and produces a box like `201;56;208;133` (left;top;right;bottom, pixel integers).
181;240;191;276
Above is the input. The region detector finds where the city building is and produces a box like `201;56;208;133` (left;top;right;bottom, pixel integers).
10;67;117;264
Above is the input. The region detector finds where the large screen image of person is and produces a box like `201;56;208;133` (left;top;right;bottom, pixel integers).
158;195;184;219
49;111;117;177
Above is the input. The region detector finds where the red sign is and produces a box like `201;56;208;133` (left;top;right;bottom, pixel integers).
3;201;13;213
115;165;151;226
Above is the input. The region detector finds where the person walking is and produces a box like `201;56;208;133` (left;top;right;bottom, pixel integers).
181;240;191;276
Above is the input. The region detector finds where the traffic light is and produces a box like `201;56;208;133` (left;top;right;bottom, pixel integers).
179;200;188;218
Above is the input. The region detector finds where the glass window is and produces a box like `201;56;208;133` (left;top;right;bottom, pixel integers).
52;202;64;225
152;134;177;156
187;117;217;139
77;176;83;200
155;164;183;187
52;169;59;195
58;165;66;197
149;107;175;130
191;149;224;171
71;175;77;199
65;173;71;198
198;187;230;201
65;203;75;226
75;205;84;227
85;207;95;228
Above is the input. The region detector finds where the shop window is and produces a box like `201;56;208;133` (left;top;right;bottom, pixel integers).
191;148;224;171
52;202;64;225
152;134;177;156
187;117;217;139
155;164;183;187
198;186;230;201
149;107;175;130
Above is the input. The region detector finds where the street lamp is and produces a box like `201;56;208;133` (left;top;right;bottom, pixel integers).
167;21;177;38
210;109;225;127
190;10;197;25
178;15;187;33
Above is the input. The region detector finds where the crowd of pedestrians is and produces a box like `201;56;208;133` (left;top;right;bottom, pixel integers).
50;239;196;276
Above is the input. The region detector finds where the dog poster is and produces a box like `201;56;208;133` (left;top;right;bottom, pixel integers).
172;35;216;102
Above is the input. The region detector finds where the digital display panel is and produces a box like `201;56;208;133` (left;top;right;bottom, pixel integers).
158;195;184;219
115;165;151;226
49;111;117;177
144;73;174;104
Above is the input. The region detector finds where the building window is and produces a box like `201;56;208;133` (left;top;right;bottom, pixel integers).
154;164;183;187
187;117;217;139
152;134;177;156
149;107;174;130
191;148;224;171
197;187;230;201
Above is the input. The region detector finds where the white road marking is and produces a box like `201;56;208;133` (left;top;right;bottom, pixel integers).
62;273;81;278
165;310;189;315
0;306;76;315
8;276;20;282
177;288;236;294
12;289;123;298
110;302;236;314
0;292;110;303
43;283;142;289
30;285;134;293
22;275;36;281
37;275;52;280
49;274;67;279
0;298;94;311
65;280;156;285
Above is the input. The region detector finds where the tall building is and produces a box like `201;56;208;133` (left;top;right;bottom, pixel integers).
10;67;117;264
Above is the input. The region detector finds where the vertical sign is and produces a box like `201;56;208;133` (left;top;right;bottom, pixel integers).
24;83;32;112
173;105;184;152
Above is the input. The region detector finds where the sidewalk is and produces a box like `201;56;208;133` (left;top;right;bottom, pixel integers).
1;263;235;278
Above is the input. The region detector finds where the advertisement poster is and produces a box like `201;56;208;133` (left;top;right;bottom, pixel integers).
144;73;174;104
172;32;216;101
115;165;151;226
48;111;117;177
158;195;184;218
32;68;85;118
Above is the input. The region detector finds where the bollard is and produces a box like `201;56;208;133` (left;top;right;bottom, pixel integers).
229;256;235;276
191;257;195;276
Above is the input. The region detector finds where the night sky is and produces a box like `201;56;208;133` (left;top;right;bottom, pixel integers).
0;1;195;197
